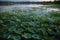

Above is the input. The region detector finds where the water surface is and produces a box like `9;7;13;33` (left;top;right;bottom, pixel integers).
0;4;60;14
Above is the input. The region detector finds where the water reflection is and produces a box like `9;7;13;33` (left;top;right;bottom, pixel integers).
47;8;60;12
0;4;60;13
0;4;44;8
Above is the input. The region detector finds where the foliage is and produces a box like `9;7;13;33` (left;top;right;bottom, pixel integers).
0;10;60;40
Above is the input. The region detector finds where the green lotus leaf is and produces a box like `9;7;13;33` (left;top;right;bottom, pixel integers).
13;28;24;34
0;20;3;23
0;7;60;40
32;34;40;39
22;33;32;39
8;35;21;40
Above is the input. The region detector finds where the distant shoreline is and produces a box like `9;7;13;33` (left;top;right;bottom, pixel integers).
0;1;60;5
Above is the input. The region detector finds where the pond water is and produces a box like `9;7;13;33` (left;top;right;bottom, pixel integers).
0;4;45;8
0;4;60;14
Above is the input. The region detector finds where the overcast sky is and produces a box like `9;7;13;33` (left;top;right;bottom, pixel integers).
0;0;54;2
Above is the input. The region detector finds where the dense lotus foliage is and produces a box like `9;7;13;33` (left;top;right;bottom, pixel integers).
0;8;60;40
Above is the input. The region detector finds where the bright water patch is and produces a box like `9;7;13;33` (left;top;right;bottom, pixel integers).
0;4;60;15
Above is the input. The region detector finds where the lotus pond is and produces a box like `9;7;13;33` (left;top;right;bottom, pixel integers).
0;4;60;40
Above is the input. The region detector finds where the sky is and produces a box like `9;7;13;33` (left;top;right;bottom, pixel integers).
0;0;54;2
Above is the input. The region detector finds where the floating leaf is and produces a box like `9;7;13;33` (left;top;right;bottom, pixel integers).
32;34;40;39
22;33;32;39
